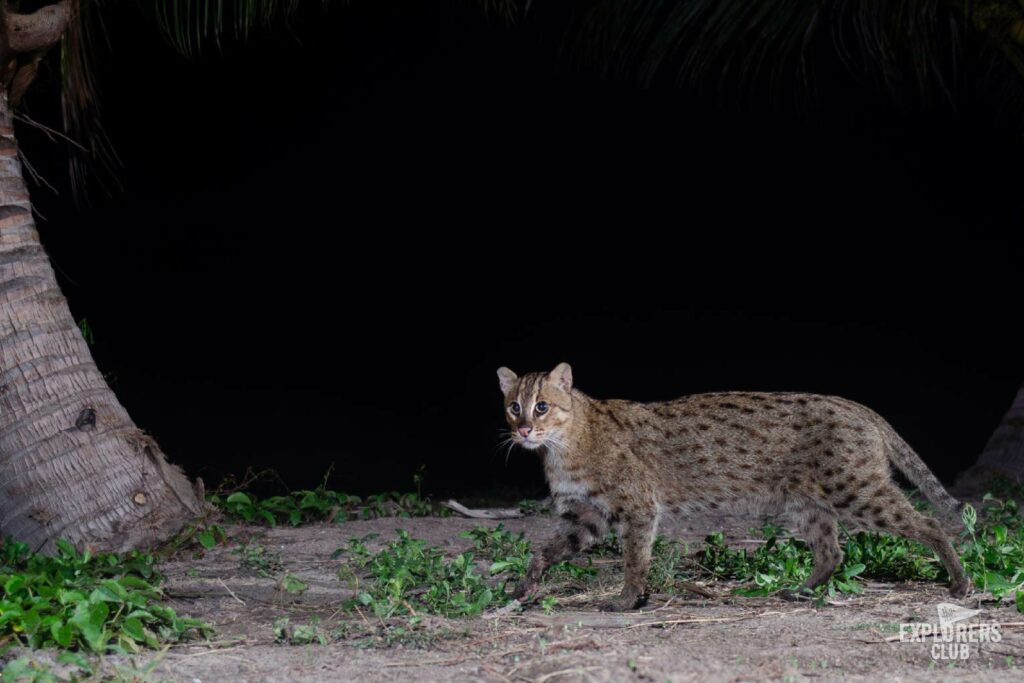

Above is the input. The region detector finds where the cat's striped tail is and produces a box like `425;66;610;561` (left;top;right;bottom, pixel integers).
879;421;964;528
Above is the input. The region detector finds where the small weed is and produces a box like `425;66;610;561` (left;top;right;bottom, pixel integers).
517;499;551;516
587;532;621;557
195;525;229;550
77;319;95;346
347;620;466;649
648;536;688;592
958;494;1024;604
983;474;1024;502
160;521;229;556
337;529;505;618
235;543;283;577
274;617;327;645
277;574;309;595
463;524;531;578
2;658;62;683
547;558;598;582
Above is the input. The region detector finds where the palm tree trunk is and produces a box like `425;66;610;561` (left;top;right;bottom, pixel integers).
954;383;1024;497
0;91;200;553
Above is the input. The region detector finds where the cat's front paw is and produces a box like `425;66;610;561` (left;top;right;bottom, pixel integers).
949;576;972;599
597;589;648;612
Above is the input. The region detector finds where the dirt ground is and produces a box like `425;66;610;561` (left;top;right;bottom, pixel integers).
13;511;1024;682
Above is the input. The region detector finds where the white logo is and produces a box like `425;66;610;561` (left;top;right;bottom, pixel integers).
899;604;1000;660
936;603;982;628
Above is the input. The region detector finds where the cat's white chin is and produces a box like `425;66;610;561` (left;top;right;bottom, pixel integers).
519;440;544;451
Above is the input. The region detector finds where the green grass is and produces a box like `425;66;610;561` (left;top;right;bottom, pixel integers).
7;480;1020;668
335;529;509;618
274;617;327;645
330;485;1024;619
208;470;449;526
696;530;867;598
0;538;210;654
959;494;1024;603
235;542;283;577
690;491;1024;606
209;488;444;526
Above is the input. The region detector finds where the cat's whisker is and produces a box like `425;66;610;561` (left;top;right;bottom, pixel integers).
493;434;516;460
542;432;570;457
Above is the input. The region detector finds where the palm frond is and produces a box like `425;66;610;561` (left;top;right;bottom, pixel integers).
549;0;1024;113
58;0;326;198
150;0;316;58
485;0;522;22
61;0;122;199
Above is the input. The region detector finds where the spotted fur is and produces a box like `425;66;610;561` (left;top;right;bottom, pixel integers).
497;363;970;610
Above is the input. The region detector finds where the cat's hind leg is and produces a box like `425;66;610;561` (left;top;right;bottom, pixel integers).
838;483;970;598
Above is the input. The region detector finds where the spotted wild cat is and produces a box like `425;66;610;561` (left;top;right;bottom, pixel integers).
497;363;970;611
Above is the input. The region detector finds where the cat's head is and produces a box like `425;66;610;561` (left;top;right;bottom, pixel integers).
496;362;574;451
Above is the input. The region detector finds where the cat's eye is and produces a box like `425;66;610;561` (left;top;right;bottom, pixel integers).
509;402;521;416
535;401;549;415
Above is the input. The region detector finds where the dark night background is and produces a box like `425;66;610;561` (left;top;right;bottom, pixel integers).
13;2;1024;500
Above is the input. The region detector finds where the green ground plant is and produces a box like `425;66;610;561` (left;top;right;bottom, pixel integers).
693;493;1024;608
0;538;209;654
209;470;447;526
235;542;284;577
8;484;1020;669
697;531;867;598
332;485;1024;619
274;617;327;645
959;495;1024;606
336;530;499;618
209;488;442;526
0;652;153;683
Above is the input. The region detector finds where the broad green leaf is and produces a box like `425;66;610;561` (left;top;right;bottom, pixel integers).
70;599;109;652
197;530;217;549
57;589;88;605
225;492;252;506
55;538;77;558
57;651;93;673
2;659;31;680
843;563;866;579
122;617;146;642
51;620;73;648
3;575;26;594
280;575;308;594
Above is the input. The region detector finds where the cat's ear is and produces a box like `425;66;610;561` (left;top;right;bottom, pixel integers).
497;367;518;395
549;362;573;393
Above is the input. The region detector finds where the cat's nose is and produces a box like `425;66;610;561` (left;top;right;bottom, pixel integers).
518;426;533;437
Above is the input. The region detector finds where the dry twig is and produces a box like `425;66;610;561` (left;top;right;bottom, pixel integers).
443;500;524;519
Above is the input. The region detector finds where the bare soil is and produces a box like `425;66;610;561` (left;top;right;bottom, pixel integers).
13;513;1024;682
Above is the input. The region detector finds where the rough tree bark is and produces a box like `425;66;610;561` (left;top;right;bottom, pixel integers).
954;384;1024;497
0;88;201;552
